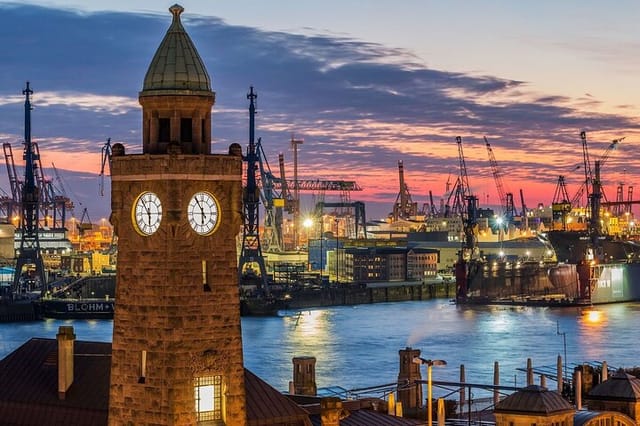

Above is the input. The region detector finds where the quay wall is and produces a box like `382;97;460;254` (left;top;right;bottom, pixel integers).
0;302;38;322
282;282;455;310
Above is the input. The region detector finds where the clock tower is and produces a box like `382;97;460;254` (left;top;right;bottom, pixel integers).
108;5;246;425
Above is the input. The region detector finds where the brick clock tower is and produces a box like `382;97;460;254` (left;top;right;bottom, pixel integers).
108;5;246;425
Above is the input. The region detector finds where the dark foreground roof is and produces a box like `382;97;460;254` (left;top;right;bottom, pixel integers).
245;369;311;426
304;398;422;426
310;409;422;426
574;410;636;426
587;369;640;402
0;338;311;426
0;337;414;426
495;385;573;415
0;338;111;426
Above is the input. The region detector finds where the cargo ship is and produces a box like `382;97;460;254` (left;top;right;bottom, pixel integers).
36;275;116;319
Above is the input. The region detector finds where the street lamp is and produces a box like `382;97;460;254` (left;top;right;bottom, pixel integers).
413;357;447;425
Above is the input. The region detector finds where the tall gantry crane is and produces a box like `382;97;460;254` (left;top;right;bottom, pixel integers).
446;136;472;219
13;82;46;292
238;86;269;291
484;137;515;221
290;136;303;248
571;132;622;208
51;163;75;223
2;143;22;221
99;138;112;197
456;136;471;201
255;139;284;253
552;175;572;231
255;143;364;251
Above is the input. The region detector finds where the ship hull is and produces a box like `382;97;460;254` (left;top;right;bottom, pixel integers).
458;260;640;307
589;262;640;304
37;298;114;319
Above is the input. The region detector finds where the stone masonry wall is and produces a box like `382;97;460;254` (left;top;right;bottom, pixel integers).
108;153;246;425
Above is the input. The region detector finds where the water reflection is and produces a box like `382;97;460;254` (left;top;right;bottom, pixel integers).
2;301;640;393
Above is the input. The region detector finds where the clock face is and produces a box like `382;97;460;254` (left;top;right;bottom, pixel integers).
188;191;220;235
132;191;163;236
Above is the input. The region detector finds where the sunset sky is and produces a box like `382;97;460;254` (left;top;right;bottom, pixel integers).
0;1;638;222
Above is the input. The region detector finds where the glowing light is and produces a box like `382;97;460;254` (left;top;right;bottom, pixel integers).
582;308;605;325
302;217;314;228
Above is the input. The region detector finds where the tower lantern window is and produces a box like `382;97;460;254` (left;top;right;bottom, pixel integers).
181;118;192;143
158;118;170;143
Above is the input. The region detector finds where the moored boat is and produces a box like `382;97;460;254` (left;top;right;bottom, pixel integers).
37;298;114;319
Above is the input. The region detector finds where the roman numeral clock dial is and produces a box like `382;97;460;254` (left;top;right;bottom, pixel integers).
188;191;220;235
132;191;163;236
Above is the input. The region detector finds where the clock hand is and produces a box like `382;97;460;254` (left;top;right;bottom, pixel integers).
194;196;206;224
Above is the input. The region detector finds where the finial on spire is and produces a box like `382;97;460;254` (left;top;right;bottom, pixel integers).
169;4;184;22
23;81;32;97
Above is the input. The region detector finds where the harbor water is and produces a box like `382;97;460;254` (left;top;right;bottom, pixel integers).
1;299;638;394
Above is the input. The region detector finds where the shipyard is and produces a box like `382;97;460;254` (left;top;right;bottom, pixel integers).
1;106;638;316
1;2;640;426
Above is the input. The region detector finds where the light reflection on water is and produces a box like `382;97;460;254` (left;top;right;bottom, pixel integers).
2;300;639;393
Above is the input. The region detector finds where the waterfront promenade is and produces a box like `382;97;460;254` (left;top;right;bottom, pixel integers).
1;299;638;394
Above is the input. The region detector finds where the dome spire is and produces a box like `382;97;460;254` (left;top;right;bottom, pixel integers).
141;3;212;94
139;4;216;155
170;3;184;20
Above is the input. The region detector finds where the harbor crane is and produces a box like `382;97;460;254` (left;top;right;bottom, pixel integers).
446;137;472;219
571;132;621;208
255;139;284;253
2;143;22;220
256;145;363;251
290;136;303;248
238;86;269;292
99;138;112;197
13;82;46;293
51;163;75;220
392;160;419;221
552;175;572;231
484;137;515;222
456;136;472;201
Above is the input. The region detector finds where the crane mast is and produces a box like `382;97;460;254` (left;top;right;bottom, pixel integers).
14;82;46;293
552;175;572;231
485;137;506;210
99;138;112;197
392;160;418;220
256;138;284;252
571;132;622;208
451;136;472;219
456;136;471;200
238;86;269;292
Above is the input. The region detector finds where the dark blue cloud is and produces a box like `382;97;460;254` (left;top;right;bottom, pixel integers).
0;3;637;220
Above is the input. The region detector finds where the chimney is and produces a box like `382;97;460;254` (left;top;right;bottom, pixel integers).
397;347;422;411
292;356;317;396
57;326;75;400
320;397;343;426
